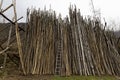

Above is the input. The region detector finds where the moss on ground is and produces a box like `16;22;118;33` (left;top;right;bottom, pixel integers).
52;75;118;80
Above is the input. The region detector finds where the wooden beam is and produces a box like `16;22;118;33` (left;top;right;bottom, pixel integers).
1;4;13;13
0;12;25;32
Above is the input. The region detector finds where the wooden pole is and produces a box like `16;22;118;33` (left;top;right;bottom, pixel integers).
12;0;26;75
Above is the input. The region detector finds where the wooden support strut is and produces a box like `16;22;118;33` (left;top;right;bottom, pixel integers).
0;12;25;32
0;23;12;54
1;4;13;13
12;0;26;75
0;0;26;74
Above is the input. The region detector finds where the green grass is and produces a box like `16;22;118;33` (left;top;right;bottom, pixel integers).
52;75;118;80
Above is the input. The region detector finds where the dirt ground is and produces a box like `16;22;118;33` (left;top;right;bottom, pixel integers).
0;68;52;80
0;75;52;80
0;57;119;80
0;60;52;80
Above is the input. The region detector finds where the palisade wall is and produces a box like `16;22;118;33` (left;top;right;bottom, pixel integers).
21;7;120;76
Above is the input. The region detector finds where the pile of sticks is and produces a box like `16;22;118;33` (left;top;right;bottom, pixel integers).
21;7;120;76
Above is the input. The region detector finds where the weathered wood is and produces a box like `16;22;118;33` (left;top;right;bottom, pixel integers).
12;0;26;75
20;6;120;76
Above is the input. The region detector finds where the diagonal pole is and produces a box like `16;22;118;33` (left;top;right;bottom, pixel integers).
12;0;26;75
0;12;25;31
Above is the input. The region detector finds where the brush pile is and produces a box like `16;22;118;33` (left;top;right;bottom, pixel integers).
20;7;120;76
